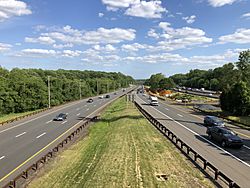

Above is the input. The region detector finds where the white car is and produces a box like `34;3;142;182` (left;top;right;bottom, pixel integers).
99;95;104;99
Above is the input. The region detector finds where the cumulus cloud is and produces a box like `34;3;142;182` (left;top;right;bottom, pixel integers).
93;44;116;52
241;12;250;19
208;0;237;7
219;28;250;44
121;43;148;51
125;1;167;19
98;12;104;17
0;0;32;22
182;15;196;24
147;29;160;39
25;36;55;45
20;49;58;57
0;42;12;51
148;22;212;51
102;0;166;19
25;25;136;47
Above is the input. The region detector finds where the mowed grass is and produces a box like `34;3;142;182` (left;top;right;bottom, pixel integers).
28;98;215;188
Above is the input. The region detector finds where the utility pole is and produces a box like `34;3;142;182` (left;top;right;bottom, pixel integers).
96;80;99;95
79;80;82;100
48;76;51;109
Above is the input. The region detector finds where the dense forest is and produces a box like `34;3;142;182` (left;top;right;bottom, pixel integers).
0;68;134;115
146;50;250;116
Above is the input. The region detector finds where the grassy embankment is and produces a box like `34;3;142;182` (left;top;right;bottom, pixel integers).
27;97;214;188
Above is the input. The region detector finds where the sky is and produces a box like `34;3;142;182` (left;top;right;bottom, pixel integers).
0;0;249;79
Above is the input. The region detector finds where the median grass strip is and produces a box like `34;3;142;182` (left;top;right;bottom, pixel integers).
27;97;215;188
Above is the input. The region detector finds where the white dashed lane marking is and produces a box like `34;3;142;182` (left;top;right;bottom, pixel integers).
15;132;27;138
0;156;5;160
36;132;46;139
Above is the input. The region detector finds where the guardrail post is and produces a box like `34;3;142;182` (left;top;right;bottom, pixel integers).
10;180;16;188
214;169;218;180
32;163;38;171
22;171;28;179
203;161;207;170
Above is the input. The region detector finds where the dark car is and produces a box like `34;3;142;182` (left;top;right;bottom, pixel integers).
87;98;93;103
204;116;225;126
53;113;67;121
105;94;110;98
206;126;243;148
114;92;117;95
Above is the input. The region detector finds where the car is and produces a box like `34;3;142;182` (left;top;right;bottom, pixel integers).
87;98;93;103
105;94;110;98
99;95;104;99
114;92;117;95
53;113;67;121
206;126;243;148
204;116;225;126
123;89;126;92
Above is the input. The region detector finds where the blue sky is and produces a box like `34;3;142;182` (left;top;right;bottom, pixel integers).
0;0;249;79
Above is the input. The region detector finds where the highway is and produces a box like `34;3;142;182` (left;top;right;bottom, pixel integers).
0;88;133;187
136;94;250;187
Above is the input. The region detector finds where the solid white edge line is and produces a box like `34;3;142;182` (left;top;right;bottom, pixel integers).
151;106;250;168
0;156;5;160
15;132;27;138
36;132;46;139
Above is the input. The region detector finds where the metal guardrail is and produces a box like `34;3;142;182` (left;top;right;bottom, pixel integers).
0;108;48;126
1;89;136;188
134;101;240;188
2;116;98;188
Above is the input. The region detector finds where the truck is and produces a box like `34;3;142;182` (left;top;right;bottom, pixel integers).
150;96;159;106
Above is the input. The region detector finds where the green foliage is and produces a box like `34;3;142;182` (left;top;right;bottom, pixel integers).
0;68;134;115
220;81;250;116
146;73;175;91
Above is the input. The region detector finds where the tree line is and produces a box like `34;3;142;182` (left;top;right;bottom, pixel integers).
145;50;250;116
0;68;134;115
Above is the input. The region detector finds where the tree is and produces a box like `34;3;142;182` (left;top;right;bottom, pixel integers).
236;50;250;84
220;81;250;116
159;78;175;89
148;73;165;91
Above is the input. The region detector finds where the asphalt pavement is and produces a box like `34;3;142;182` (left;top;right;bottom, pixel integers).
0;88;133;187
136;94;250;187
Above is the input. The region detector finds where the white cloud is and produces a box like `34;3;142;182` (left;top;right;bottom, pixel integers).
52;43;74;49
0;42;12;51
98;12;104;17
102;0;139;9
125;1;167;19
208;0;237;7
26;26;136;47
121;43;147;51
20;49;58;57
102;0;166;19
92;44;116;52
150;22;212;51
182;15;196;24
62;50;82;58
148;29;160;39
242;12;250;19
0;0;32;22
82;27;136;44
25;36;55;45
219;28;250;44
